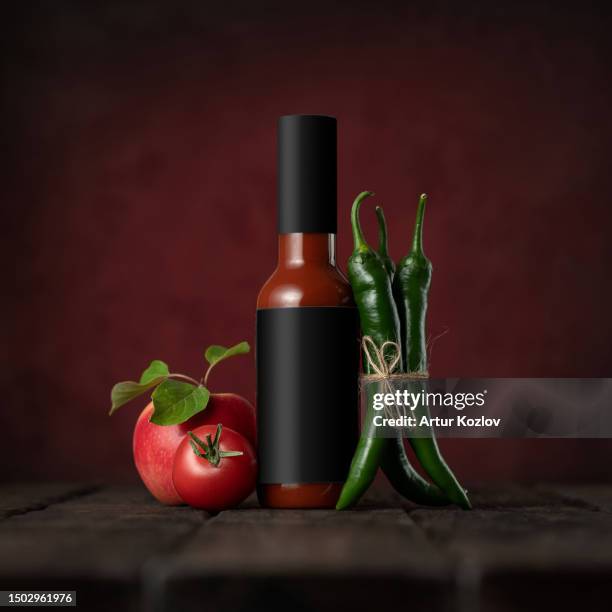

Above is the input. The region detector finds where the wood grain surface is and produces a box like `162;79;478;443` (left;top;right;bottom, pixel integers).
0;482;611;611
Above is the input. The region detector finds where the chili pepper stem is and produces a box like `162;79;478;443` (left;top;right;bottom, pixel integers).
411;193;427;256
375;206;390;258
351;191;375;252
375;205;396;279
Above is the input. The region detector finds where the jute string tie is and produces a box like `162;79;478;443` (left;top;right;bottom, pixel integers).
360;336;428;383
360;336;428;420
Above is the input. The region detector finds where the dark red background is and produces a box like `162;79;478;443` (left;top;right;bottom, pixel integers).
2;1;611;485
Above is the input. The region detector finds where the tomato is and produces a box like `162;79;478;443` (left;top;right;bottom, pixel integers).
172;424;256;511
133;393;256;505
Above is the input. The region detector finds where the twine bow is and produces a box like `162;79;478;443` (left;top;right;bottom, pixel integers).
360;335;429;383
361;335;401;380
360;335;428;421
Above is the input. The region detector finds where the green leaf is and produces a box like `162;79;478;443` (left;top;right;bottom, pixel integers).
203;341;250;386
109;360;170;415
110;379;165;415
205;341;250;367
139;360;170;385
150;379;210;426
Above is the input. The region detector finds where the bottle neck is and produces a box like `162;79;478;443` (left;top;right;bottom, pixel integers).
278;233;336;268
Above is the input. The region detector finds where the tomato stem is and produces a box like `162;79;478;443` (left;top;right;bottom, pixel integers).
188;425;244;467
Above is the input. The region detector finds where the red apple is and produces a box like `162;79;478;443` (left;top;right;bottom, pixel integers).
132;393;256;505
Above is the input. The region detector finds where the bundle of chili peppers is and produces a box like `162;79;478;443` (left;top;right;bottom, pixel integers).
336;192;471;510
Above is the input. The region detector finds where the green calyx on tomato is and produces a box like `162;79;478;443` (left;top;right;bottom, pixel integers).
188;424;243;467
173;424;256;511
109;341;250;426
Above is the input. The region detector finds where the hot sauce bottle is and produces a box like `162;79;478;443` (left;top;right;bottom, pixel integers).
256;115;360;508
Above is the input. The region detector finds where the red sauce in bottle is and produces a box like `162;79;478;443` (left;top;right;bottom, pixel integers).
256;233;354;508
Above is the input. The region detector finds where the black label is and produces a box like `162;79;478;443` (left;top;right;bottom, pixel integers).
256;307;360;484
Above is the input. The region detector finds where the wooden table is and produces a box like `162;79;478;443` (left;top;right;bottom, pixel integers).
1;482;611;611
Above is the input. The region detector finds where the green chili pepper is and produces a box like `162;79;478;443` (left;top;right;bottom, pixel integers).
336;192;447;510
336;191;397;510
375;205;449;507
393;194;471;509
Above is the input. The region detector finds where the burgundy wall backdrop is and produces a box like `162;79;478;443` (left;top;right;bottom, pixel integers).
2;1;611;485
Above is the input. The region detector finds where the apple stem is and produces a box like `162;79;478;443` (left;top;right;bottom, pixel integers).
168;373;201;387
202;364;213;388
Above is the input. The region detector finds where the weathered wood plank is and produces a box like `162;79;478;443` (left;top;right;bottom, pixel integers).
535;483;612;512
411;505;612;568
0;485;207;578
0;485;208;612
2;483;612;612
465;482;571;509
144;506;454;612
5;484;204;530
410;504;612;611
0;482;98;519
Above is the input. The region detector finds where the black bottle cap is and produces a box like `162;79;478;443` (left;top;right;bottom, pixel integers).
278;115;337;234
